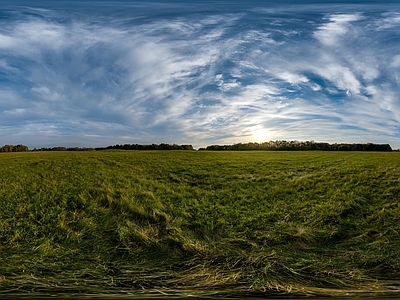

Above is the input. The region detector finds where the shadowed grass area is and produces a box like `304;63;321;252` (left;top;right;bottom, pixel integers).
0;151;399;297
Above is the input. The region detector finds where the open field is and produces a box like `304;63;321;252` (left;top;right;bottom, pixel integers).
0;151;399;297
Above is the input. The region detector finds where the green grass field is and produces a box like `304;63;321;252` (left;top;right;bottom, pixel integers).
0;151;399;297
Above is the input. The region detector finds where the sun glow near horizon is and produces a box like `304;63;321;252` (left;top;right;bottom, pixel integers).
251;128;272;143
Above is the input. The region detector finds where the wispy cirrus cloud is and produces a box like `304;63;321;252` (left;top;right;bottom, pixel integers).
314;13;363;46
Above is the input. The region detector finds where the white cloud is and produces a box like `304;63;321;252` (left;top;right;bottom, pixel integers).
314;14;362;46
375;13;400;30
31;86;60;102
309;83;322;91
277;72;309;85
391;55;400;68
313;63;361;95
0;33;20;49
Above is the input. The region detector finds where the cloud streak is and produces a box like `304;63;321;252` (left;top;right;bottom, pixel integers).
0;1;400;148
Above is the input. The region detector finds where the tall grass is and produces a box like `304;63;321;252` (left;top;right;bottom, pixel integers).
0;151;399;296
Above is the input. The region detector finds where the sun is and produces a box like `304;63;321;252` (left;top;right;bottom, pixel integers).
252;128;270;142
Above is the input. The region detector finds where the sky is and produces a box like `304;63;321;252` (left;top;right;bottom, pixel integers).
1;0;400;149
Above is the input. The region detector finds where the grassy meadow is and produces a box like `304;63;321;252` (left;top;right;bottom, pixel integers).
0;150;399;297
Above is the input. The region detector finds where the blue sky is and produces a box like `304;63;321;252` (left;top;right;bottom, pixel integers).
1;0;400;149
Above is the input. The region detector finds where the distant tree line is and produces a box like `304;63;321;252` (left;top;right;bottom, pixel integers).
95;143;194;151
32;147;95;151
1;143;193;152
199;141;393;152
0;141;395;153
0;144;29;152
